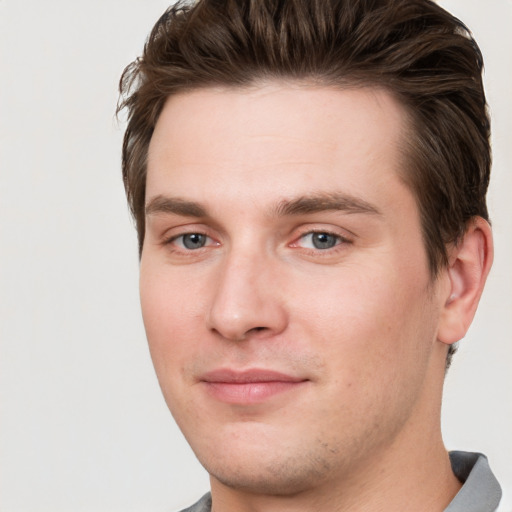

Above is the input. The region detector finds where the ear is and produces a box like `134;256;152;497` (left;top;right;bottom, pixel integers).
437;217;494;345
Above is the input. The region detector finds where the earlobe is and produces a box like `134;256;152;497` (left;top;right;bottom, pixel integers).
437;217;493;345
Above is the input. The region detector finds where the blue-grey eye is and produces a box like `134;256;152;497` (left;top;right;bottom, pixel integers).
181;233;207;250
294;231;345;251
311;232;339;249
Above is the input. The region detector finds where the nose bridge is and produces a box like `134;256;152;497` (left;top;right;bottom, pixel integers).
207;243;287;341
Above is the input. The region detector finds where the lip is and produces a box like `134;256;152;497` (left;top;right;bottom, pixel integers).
199;369;308;404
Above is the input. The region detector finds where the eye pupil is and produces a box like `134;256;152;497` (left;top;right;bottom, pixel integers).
312;232;337;249
183;233;206;249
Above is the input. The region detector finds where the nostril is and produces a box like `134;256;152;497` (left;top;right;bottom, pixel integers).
227;326;269;342
238;326;267;339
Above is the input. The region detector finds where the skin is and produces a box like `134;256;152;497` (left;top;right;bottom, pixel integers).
140;83;492;511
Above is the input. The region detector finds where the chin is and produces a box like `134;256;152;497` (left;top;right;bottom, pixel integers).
205;454;330;497
192;427;343;497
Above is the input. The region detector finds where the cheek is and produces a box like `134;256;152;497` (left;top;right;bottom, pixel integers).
296;275;437;435
290;263;435;376
139;263;206;377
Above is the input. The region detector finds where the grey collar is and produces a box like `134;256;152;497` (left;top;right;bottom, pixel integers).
444;451;502;512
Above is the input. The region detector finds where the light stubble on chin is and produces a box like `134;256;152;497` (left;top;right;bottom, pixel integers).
202;408;395;499
208;439;339;497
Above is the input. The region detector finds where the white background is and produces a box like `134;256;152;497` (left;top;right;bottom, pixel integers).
0;1;510;511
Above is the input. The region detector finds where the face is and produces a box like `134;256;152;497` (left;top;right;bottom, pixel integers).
141;84;448;495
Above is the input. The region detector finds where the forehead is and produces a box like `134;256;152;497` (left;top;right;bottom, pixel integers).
146;83;410;211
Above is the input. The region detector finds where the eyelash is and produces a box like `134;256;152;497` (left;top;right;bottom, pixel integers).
163;231;215;250
162;228;351;256
291;230;351;254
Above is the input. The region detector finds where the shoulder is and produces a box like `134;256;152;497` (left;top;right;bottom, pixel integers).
178;493;212;512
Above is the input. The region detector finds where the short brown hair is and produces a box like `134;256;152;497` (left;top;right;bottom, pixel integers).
118;0;491;362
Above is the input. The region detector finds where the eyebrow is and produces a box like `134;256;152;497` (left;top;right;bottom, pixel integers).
272;192;382;217
145;195;208;217
145;192;381;218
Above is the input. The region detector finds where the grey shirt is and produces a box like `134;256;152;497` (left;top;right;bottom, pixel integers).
180;451;502;512
446;451;502;512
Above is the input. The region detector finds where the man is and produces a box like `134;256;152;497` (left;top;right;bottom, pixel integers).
118;0;502;510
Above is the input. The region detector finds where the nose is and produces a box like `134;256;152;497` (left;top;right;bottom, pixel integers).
206;250;288;342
